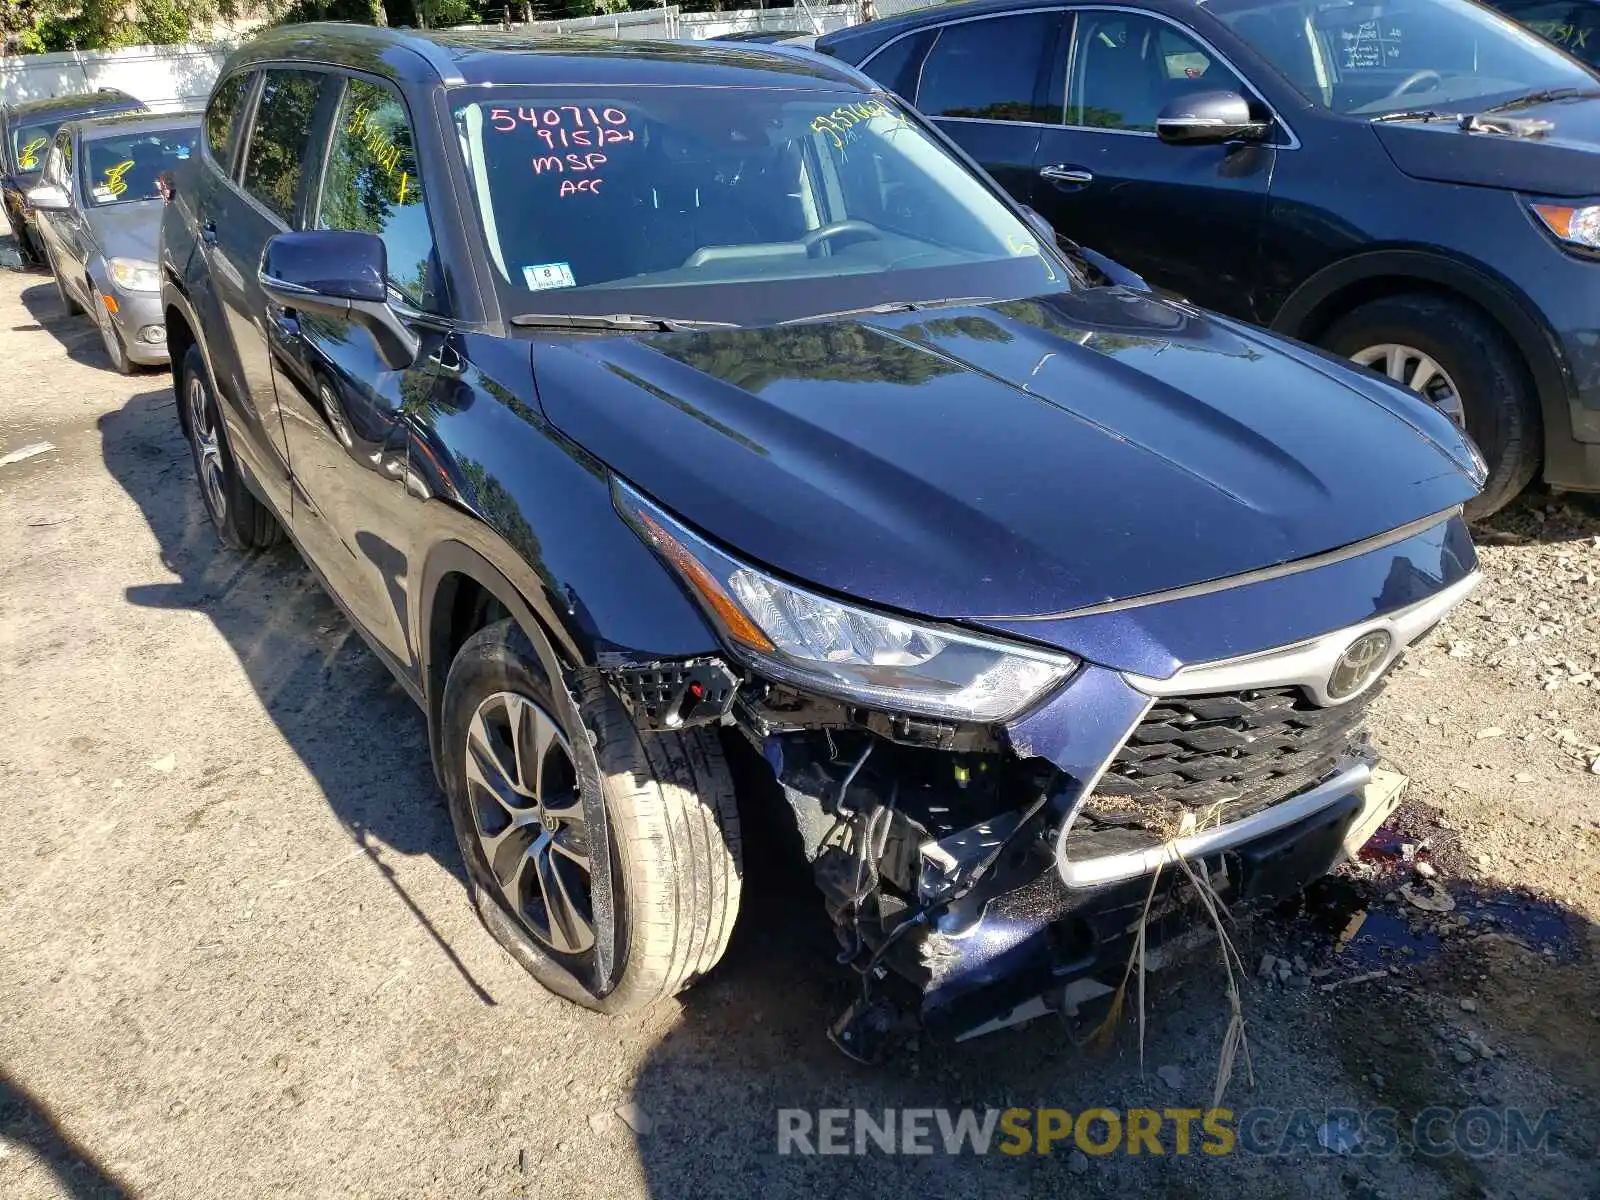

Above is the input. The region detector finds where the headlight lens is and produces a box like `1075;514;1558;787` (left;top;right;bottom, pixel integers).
615;481;1077;722
107;257;158;292
1531;203;1600;252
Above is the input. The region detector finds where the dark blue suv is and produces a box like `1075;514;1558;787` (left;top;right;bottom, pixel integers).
820;0;1600;516
161;25;1483;1045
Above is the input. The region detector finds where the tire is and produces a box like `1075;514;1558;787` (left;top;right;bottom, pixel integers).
179;344;281;550
1322;294;1540;519
91;284;132;374
50;256;82;316
440;619;743;1013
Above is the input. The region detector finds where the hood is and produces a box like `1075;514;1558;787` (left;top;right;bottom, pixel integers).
532;290;1480;620
1373;97;1600;195
85;199;160;262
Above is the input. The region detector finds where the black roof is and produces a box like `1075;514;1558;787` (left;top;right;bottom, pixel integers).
225;22;868;92
2;88;143;122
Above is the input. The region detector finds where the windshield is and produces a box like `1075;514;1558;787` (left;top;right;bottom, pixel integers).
82;127;195;206
12;122;59;173
1211;0;1598;116
449;87;1067;324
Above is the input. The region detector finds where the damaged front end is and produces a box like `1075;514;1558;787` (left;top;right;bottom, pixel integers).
607;480;1481;1057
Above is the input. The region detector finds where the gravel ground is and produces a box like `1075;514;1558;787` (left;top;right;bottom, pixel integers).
1;256;1596;1200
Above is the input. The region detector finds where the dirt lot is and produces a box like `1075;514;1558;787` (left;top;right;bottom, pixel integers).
1;255;1597;1200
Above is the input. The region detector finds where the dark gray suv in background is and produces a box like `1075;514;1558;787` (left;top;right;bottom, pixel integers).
820;0;1600;515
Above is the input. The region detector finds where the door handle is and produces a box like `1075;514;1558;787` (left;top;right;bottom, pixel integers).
201;220;217;246
1039;164;1094;186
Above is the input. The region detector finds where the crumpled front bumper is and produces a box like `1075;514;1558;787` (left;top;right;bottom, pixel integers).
853;516;1480;1040
889;759;1383;1039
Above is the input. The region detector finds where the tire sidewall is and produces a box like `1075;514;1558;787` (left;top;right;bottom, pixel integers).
180;345;248;547
1323;298;1538;516
439;622;638;1011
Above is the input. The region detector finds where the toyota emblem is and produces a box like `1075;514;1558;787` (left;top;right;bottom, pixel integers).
1327;630;1394;702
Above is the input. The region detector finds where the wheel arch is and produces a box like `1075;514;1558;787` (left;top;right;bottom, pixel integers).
1270;249;1572;469
417;537;578;790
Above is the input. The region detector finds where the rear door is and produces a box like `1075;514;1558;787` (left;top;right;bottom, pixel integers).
201;67;333;517
1029;8;1278;317
266;72;447;668
862;10;1067;206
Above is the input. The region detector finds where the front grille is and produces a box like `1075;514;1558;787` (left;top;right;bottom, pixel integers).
1092;682;1379;821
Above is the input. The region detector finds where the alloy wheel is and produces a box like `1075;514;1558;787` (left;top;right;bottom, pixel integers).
464;691;594;956
1350;342;1467;429
186;372;227;525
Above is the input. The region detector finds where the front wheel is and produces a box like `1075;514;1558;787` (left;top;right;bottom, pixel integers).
179;344;281;550
1322;294;1540;519
440;619;743;1013
91;285;132;374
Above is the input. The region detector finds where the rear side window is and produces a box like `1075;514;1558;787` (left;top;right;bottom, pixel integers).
242;69;325;223
316;78;440;311
205;72;251;169
860;29;937;99
915;13;1060;122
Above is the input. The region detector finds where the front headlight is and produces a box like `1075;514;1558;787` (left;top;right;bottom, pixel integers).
1531;203;1600;254
107;257;158;292
615;480;1077;722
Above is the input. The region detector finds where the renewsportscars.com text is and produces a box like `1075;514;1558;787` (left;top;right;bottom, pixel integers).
776;1106;1557;1158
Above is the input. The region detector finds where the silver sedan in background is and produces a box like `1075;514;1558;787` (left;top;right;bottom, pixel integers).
26;111;198;372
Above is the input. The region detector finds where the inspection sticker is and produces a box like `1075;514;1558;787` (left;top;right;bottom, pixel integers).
523;262;576;291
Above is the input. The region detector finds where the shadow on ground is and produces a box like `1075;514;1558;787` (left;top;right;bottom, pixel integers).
96;386;494;1003
0;1071;130;1199
15;278;134;374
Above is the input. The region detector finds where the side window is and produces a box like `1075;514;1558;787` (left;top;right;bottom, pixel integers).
242;69;325;223
1070;14;1245;131
916;14;1061;123
43;135;67;189
316;78;439;312
859;29;938;100
205;71;252;170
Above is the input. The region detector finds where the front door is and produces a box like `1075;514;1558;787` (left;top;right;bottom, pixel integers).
205;67;333;517
266;73;446;671
1030;9;1277;318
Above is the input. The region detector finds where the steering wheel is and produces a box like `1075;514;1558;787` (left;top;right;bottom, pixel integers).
1388;69;1443;99
801;220;881;255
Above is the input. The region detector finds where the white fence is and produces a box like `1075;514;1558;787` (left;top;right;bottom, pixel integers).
477;3;870;41
0;41;227;110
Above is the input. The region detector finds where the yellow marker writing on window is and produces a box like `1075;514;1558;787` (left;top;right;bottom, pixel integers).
18;137;46;170
102;159;134;197
809;100;895;150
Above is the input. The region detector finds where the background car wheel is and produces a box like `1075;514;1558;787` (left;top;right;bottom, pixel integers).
51;259;82;316
91;285;132;374
1322;294;1540;519
441;619;743;1013
179;344;281;550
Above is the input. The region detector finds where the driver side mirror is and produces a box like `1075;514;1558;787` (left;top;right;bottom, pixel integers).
259;229;419;371
24;183;69;212
1155;90;1271;146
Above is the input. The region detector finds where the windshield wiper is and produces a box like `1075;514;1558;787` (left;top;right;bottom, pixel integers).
1371;109;1455;124
779;296;996;325
1480;87;1600;113
508;312;738;332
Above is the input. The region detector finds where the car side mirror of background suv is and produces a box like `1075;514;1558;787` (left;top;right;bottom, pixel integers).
259;230;419;371
1155;91;1271;146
